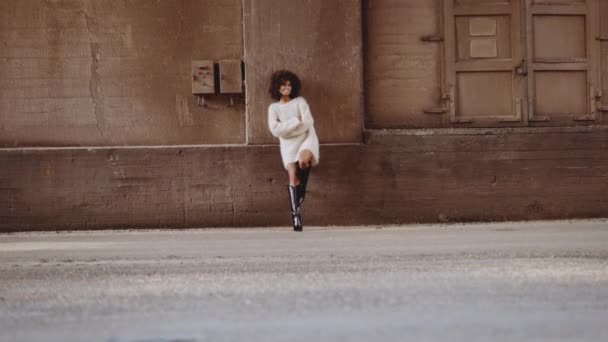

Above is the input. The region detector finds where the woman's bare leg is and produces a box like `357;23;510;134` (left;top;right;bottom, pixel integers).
298;149;314;169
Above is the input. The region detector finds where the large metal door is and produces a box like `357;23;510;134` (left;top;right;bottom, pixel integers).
444;0;524;125
525;0;600;124
443;0;600;126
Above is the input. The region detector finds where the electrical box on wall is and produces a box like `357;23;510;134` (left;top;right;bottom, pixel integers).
219;59;243;93
192;60;215;94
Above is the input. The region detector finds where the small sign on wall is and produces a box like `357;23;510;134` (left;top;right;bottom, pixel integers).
192;60;215;94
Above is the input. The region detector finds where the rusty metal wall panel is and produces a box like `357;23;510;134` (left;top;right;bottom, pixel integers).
363;0;444;128
2;128;608;231
0;0;245;147
244;0;364;144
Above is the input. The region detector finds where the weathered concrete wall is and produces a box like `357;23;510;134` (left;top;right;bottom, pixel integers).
2;1;608;232
2;128;607;232
244;0;364;144
0;0;244;147
363;0;443;128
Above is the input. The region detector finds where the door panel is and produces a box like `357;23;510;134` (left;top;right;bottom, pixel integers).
535;71;588;115
456;16;512;60
526;0;600;123
534;15;586;60
457;71;514;117
444;0;524;124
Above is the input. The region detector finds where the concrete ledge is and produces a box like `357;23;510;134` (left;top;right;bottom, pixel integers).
1;129;607;232
365;126;608;137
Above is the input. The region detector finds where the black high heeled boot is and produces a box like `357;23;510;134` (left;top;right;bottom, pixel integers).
296;164;311;206
287;185;303;232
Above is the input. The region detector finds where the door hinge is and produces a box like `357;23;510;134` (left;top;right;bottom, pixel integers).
598;106;608;112
420;35;444;43
515;98;522;118
423;93;451;115
423;107;447;114
595;89;603;100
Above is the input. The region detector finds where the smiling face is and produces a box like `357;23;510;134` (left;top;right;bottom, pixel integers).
269;70;301;100
279;80;292;98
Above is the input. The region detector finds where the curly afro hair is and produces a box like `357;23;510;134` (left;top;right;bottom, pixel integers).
269;70;301;101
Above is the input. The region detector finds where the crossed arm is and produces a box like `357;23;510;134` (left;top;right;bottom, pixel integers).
268;100;315;139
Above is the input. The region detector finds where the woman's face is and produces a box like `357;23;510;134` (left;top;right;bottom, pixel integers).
279;80;292;97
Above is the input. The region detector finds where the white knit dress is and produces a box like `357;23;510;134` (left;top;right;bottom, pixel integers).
268;97;320;170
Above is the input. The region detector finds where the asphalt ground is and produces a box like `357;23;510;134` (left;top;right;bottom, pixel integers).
1;220;607;342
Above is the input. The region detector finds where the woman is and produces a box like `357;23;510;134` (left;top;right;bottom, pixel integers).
267;70;320;232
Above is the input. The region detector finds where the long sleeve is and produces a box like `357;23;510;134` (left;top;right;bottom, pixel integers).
282;98;315;138
268;105;301;138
